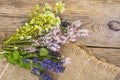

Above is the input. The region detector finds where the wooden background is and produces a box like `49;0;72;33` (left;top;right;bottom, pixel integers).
0;0;120;77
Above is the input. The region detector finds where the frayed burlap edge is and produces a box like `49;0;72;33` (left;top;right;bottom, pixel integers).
51;43;120;80
0;43;120;80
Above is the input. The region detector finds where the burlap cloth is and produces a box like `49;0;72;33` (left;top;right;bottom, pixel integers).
0;43;120;80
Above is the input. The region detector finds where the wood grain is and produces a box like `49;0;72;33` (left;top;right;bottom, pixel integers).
88;48;120;67
0;17;26;31
0;0;120;79
0;0;120;47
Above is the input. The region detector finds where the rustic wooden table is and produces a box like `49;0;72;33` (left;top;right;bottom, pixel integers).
0;0;120;79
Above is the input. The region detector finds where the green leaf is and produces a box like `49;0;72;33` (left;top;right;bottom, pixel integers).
13;51;19;60
16;57;31;70
33;63;45;71
7;55;16;65
0;54;5;59
39;48;49;56
24;54;37;58
19;51;28;56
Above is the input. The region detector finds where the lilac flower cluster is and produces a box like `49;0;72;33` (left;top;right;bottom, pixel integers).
34;20;89;52
42;27;67;51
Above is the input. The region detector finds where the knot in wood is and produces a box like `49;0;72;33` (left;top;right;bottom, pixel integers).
108;20;120;31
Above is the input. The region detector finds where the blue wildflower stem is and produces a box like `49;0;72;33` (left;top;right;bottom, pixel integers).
39;76;43;80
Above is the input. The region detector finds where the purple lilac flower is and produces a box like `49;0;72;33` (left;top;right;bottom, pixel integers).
33;58;39;64
66;20;89;42
23;58;30;63
31;68;40;75
53;62;65;73
66;24;79;42
48;43;61;51
31;68;52;80
41;59;65;73
40;72;52;80
48;49;60;57
41;26;68;52
41;59;55;71
60;20;70;27
73;20;81;28
34;20;89;52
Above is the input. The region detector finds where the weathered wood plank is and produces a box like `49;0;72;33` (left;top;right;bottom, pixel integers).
0;32;15;45
0;17;26;31
1;0;120;18
0;0;120;47
0;59;7;75
88;48;120;67
79;22;120;48
0;0;120;79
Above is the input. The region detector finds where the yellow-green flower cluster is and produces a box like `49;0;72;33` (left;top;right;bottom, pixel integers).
4;1;65;45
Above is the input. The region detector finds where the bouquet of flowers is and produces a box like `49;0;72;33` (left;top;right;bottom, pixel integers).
0;2;88;80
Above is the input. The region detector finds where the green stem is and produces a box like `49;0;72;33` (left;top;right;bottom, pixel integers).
9;40;33;44
0;51;9;54
24;54;38;58
46;55;59;59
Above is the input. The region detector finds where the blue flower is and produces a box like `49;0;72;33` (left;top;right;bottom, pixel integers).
54;62;65;73
40;72;52;80
23;58;30;63
41;59;65;73
33;58;39;64
31;68;39;75
41;59;55;71
60;21;70;27
48;49;60;57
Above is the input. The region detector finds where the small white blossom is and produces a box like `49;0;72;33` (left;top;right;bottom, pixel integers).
16;29;19;32
73;20;81;28
13;47;18;50
33;40;39;45
69;38;76;42
20;36;24;40
24;47;37;52
60;36;68;44
64;57;71;64
26;36;32;39
61;56;65;58
48;43;61;51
